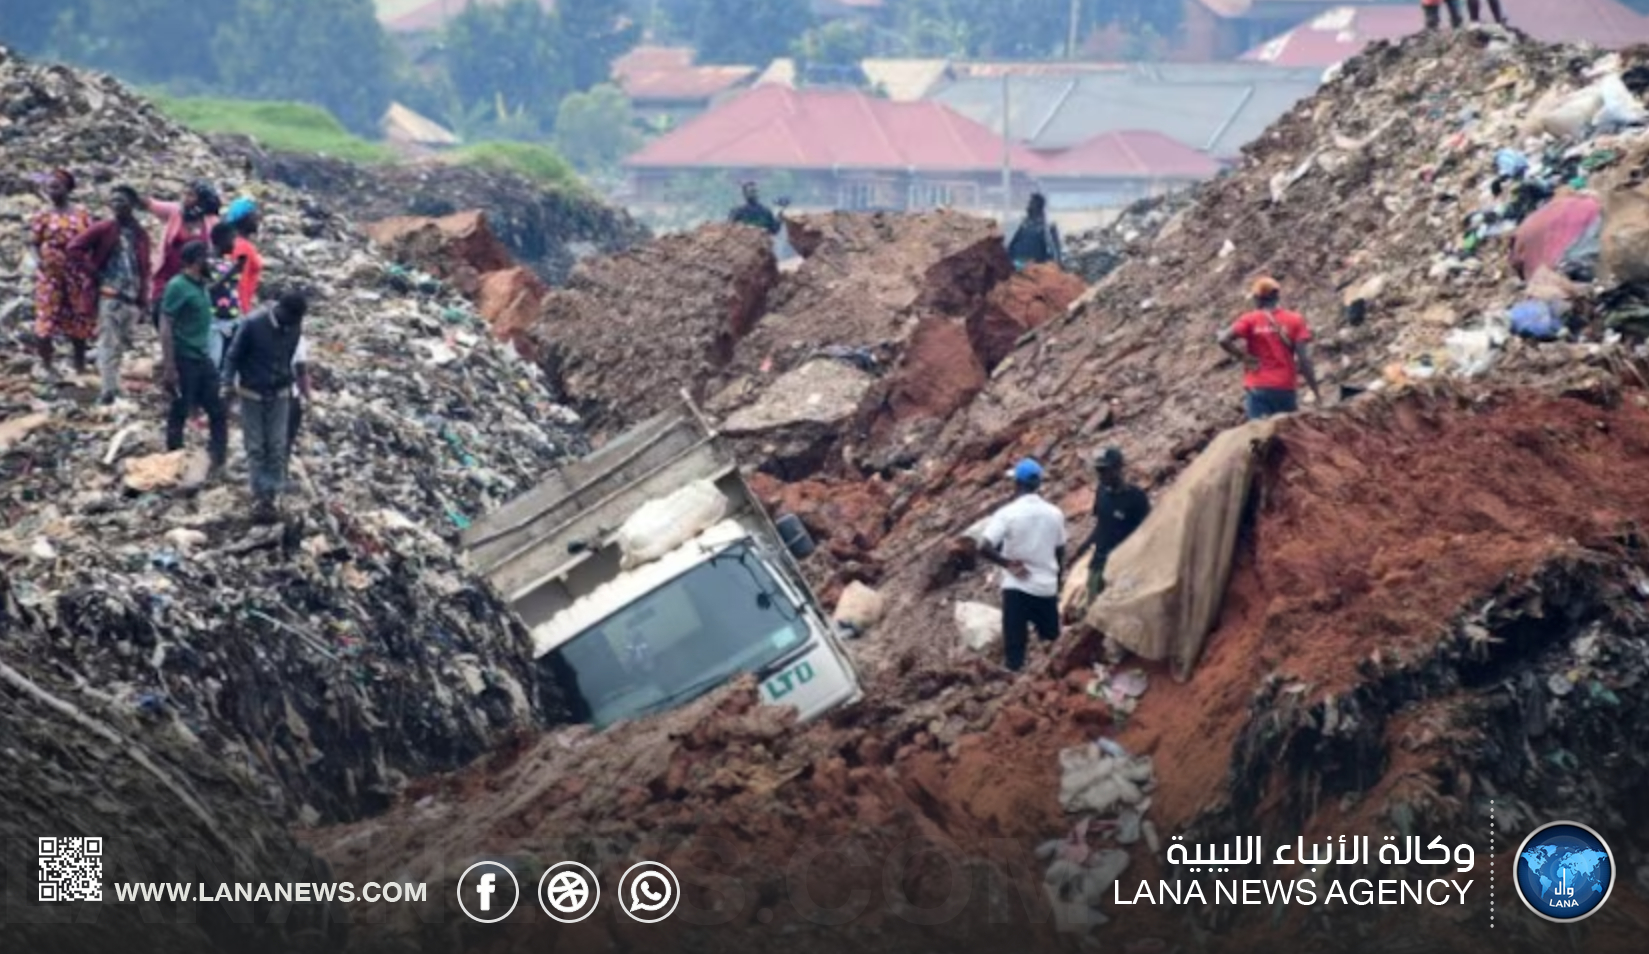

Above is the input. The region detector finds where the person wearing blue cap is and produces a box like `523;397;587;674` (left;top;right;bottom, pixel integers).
221;196;262;314
979;457;1068;672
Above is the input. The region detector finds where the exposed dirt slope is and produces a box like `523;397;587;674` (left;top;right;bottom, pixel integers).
311;388;1649;954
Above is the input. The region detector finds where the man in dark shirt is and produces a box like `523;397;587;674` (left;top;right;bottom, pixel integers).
224;290;306;521
1006;192;1063;269
160;241;227;473
1075;447;1150;600
728;182;781;234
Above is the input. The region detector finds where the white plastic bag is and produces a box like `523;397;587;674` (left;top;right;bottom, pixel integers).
1595;74;1648;130
1536;86;1604;139
616;479;729;569
954;601;1001;654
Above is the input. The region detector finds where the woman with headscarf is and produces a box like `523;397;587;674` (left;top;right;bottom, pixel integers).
145;180;220;325
29;169;94;379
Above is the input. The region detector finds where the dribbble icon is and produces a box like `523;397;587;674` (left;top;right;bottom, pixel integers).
456;860;520;924
1513;820;1614;923
617;860;680;923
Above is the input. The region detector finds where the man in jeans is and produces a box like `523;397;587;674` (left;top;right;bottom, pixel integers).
979;459;1068;672
159;242;227;473
224;291;306;522
67;185;152;404
1217;276;1320;420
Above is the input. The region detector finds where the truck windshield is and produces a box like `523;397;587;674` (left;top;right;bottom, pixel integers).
551;545;811;726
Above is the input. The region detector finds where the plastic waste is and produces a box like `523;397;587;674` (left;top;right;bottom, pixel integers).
1495;148;1529;179
1594;74;1648;131
833;581;886;629
1509;300;1563;341
1445;325;1506;378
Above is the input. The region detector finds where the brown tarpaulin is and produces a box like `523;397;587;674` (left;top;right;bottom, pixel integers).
1061;419;1277;680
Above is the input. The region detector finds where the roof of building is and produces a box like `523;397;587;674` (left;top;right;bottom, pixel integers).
381;102;460;147
625;84;1044;173
383;0;556;33
931;63;1324;157
1244;1;1649;64
1037;130;1224;180
611;45;757;103
1195;0;1392;17
755;58;954;101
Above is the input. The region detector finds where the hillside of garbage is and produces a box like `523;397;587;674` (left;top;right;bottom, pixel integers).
0;46;608;951
313;27;1649;954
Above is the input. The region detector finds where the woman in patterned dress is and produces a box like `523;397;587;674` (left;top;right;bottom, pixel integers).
30;169;94;378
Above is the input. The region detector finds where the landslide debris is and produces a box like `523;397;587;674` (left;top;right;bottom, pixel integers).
0;43;585;849
1061;190;1196;285
214;137;648;284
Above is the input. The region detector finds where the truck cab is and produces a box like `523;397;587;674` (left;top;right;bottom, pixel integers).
461;400;861;727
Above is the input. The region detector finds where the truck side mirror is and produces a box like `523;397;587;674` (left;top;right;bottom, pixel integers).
774;514;816;560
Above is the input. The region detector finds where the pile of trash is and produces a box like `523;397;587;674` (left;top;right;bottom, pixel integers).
211;135;648;284
1061;189;1198;285
0;47;586;835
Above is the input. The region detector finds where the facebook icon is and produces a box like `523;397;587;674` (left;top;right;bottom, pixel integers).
456;861;519;923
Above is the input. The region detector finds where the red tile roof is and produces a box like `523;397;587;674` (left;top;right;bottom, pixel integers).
625;85;1044;173
1244;1;1649;65
611;45;755;103
1038;131;1223;180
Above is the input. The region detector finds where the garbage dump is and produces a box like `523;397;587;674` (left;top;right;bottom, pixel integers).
11;25;1649;954
1061;190;1197;285
0;46;588;851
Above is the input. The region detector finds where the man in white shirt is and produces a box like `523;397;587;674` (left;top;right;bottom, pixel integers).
979;458;1068;671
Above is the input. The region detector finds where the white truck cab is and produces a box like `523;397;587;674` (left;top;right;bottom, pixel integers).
461;399;861;727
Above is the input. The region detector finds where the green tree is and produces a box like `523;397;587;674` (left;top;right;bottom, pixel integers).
214;0;391;135
445;0;569;135
792;19;873;75
554;84;641;172
681;0;814;66
49;0;227;85
0;0;83;54
560;0;642;91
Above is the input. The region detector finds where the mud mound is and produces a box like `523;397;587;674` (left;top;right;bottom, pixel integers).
309;663;1119;954
363;210;515;297
211;137;648;284
525;224;779;429
0;46;582;843
1103;389;1649;950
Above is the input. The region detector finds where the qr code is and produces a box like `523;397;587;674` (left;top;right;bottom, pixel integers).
39;836;103;902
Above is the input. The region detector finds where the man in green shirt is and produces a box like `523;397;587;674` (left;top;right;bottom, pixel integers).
160;240;227;473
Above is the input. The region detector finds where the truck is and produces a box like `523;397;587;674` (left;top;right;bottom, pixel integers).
461;398;863;727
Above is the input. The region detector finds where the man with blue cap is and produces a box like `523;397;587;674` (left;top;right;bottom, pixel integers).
979;457;1068;671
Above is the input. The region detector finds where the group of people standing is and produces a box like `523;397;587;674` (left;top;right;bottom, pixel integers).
1421;0;1508;30
28;171;311;521
976;273;1322;673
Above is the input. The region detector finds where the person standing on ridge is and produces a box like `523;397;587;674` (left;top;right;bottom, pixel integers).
146;180;220;326
221;196;263;313
1421;0;1463;30
224;290;307;523
1466;0;1507;25
1006;192;1063;269
1217;276;1320;420
68;185;152;405
728;181;781;234
1074;447;1151;602
29;169;94;381
159;241;227;476
979;459;1068;672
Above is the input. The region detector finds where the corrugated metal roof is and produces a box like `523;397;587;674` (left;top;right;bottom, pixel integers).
625;84;1043;173
931;65;1323;157
384;0;556;33
612;45;757;103
381;102;460;146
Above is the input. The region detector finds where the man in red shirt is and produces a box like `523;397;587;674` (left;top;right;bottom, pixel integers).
1217;276;1320;420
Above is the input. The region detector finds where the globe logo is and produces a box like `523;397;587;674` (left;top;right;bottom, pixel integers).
1514;821;1614;923
546;871;588;912
537;860;600;923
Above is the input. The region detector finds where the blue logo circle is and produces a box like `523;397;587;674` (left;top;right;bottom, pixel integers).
1513;821;1614;923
